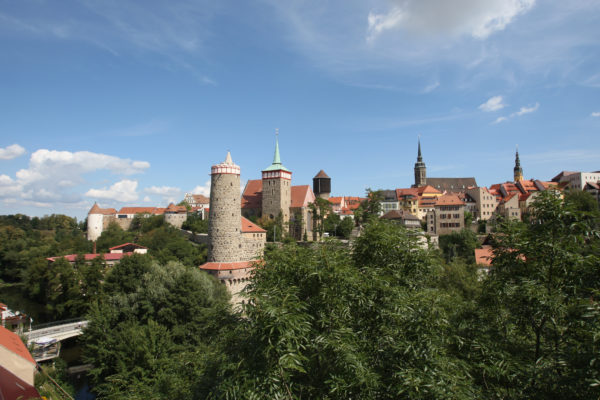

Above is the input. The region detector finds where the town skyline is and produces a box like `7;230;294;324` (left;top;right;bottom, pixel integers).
1;1;599;219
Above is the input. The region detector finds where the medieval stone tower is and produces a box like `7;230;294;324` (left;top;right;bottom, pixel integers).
513;146;523;183
414;139;427;187
261;135;292;224
313;170;331;200
207;151;242;262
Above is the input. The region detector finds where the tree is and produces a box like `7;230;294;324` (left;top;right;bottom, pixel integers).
438;229;479;264
96;221;134;252
181;212;208;234
464;210;474;227
83;258;233;399
209;220;475;399
354;189;383;226
468;190;600;399
308;197;332;240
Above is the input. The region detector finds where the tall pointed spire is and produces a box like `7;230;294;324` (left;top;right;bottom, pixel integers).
414;136;426;187
513;145;523;182
263;129;290;172
225;151;233;165
272;129;281;165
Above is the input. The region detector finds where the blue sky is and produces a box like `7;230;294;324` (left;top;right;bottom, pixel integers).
0;0;599;220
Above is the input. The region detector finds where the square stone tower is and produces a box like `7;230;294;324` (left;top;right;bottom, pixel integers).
261;136;291;224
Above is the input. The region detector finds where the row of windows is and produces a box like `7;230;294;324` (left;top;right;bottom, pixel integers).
439;214;460;219
439;205;460;211
440;223;460;228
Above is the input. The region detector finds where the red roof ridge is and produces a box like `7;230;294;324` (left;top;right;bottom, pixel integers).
241;217;266;233
0;326;35;364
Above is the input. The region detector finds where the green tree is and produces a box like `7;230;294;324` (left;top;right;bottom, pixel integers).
83;258;233;399
308;197;332;241
354;189;383;227
210;220;475;399
96;221;134;252
466;190;600;399
438;229;479;264
181;212;208;234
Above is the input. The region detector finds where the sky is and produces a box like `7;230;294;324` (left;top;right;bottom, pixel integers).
0;0;599;220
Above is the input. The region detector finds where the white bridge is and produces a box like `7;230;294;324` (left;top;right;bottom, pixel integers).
23;318;89;361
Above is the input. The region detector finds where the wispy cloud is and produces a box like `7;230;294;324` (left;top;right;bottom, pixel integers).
0;144;26;160
423;81;440;93
493;102;539;123
0;1;220;84
479;95;505;112
591;111;600;117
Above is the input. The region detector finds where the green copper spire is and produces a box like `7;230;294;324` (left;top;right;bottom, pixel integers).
263;130;291;172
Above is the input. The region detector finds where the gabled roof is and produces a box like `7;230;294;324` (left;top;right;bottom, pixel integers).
426;177;477;193
192;194;210;204
434;193;465;206
551;171;577;182
381;210;419;221
328;196;343;205
109;243;148;251
241;179;263;209
381;190;398;201
0;326;35;365
241;217;266;233
314;170;330;179
291;185;315;208
475;246;493;266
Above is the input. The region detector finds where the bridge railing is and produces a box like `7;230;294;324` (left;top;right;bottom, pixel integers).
24;320;89;342
30;317;85;331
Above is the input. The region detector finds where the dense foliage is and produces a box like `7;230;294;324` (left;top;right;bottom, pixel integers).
82;255;233;399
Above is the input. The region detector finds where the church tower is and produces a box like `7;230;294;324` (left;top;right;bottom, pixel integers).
414;139;427;187
262;133;291;224
207;151;242;263
514;146;523;183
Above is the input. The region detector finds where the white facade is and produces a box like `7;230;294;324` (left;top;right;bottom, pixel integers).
557;172;600;190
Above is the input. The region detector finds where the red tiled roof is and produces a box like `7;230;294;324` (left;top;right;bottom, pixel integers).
199;261;258;271
241;217;266;233
241;179;263;209
291;185;315;208
475;247;493;266
340;208;354;215
88;203;116;215
109;243;147;251
435;194;465;206
118;207;161;215
192;194;210;204
328;197;343;205
314;170;330;179
0;326;35;364
165;203;187;213
47;252;133;263
418;185;442;196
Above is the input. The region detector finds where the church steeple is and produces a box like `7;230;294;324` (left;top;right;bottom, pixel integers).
514;146;523;182
414;137;427;187
263;130;290;172
262;130;292;223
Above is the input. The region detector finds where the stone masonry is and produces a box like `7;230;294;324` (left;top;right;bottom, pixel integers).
207;152;243;262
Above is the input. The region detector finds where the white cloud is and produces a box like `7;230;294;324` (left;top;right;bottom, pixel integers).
145;186;181;196
191;180;211;197
0;148;150;208
0;144;26;160
492;102;539;124
85;179;139;202
590;111;600;117
514;102;539;116
143;196;152;202
368;0;536;41
423;81;440;93
479;96;505;112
